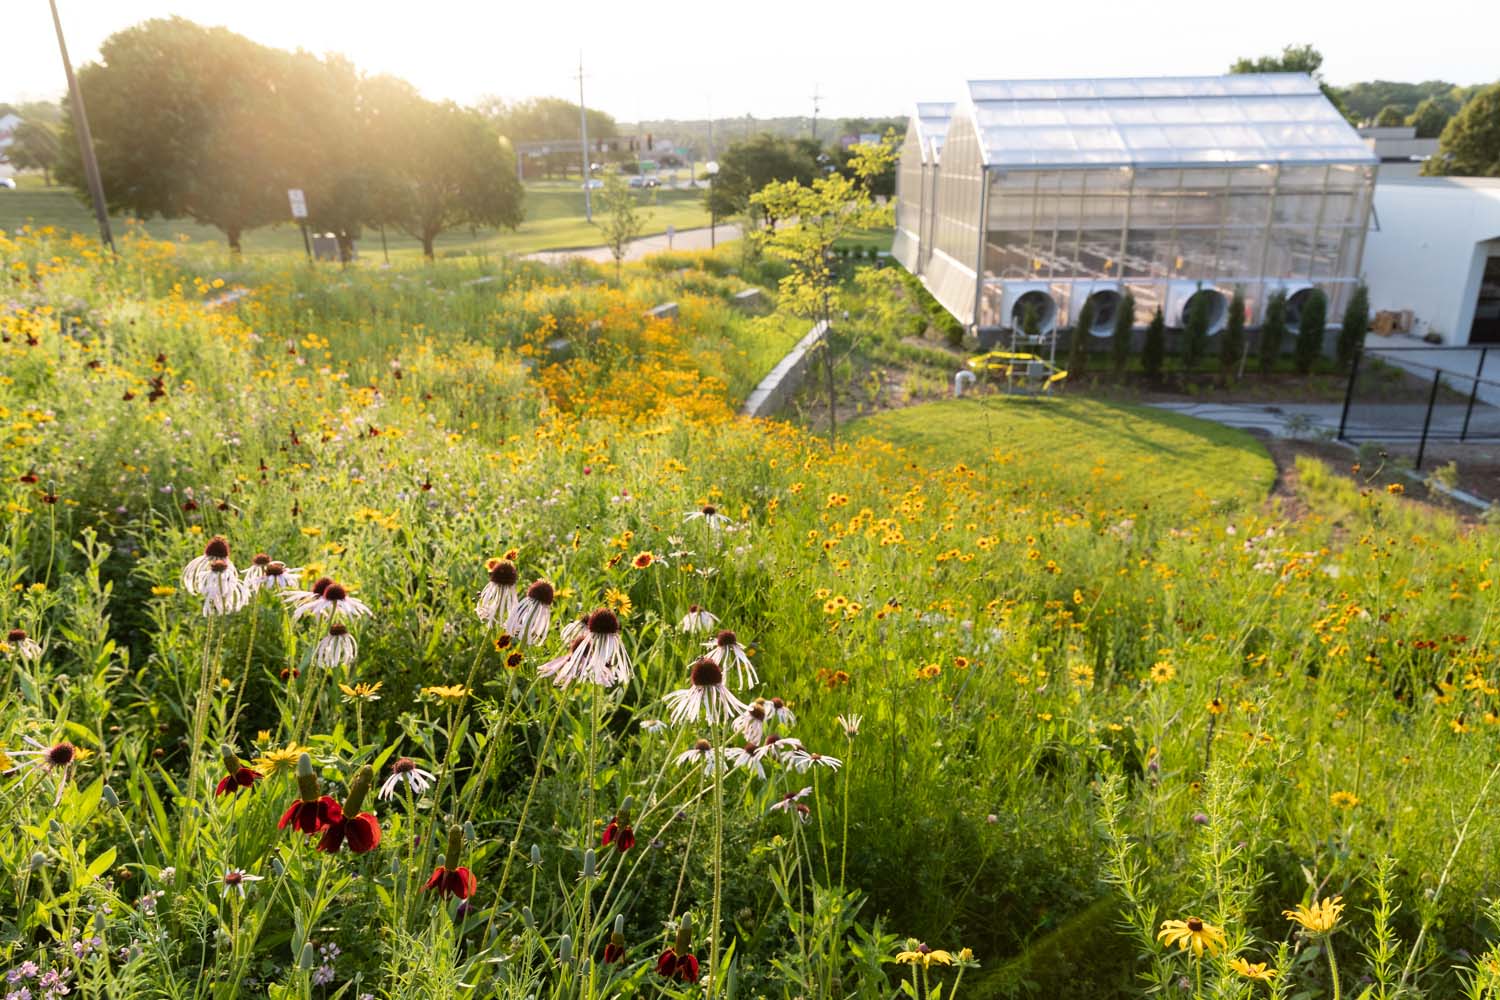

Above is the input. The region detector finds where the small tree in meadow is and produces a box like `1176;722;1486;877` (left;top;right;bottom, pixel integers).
1068;297;1095;377
1110;290;1135;375
1182;292;1209;374
600;172;647;284
1142;307;1166;380
1338;283;1370;371
1259;290;1288;375
1295;288;1327;375
1221;288;1246;381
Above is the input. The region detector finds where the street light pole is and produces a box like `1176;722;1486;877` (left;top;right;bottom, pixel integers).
577;52;592;223
705;160;719;249
49;0;114;253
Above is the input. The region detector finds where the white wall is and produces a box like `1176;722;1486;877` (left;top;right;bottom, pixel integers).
1362;179;1500;344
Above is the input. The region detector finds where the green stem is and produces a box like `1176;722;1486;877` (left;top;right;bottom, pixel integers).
1326;936;1340;1000
709;725;725;1000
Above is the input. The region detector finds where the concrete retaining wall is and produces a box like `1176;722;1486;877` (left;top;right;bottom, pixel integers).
740;320;829;418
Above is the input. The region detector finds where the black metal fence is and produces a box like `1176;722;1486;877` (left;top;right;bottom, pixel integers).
1338;345;1500;468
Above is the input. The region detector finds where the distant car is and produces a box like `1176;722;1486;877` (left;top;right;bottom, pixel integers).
627;175;661;189
0;178;17;191
581;178;603;190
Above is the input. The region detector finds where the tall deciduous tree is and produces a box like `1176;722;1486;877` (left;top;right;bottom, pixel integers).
752;137;897;442
1259;290;1288;375
1110;290;1135;375
1425;83;1500;177
710;133;821;222
1294;288;1327;374
1230;44;1355;123
1374;104;1408;127
1408;98;1451;139
8;121;62;185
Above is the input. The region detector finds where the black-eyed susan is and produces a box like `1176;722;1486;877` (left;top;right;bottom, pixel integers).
1284;896;1343;935
1229;957;1277;981
421;684;470;703
338;681;382;703
1330;790;1359;809
1150;661;1176;684
253;742;312;777
1157;916;1226;957
894;942;954;969
1208;697;1226;715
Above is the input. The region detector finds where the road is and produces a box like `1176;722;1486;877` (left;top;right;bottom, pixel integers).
524;221;743;266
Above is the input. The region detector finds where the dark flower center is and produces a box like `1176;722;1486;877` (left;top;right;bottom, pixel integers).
702;505;717;516
690;658;723;688
329;623;349;637
588;608;620;635
266;562;286;577
224;871;244;886
1187;917;1204;932
7;629;26;642
692;738;712;752
526;580;555;604
716;630;737;648
688;604;700;613
771;697;786;709
204;536;230;559
393;757;416;774
489;560;518;586
323;583;347;603
47;742;76;767
310;577;333;597
917;944;932;955
748;702;766;720
208;559;229;574
252;553;271;567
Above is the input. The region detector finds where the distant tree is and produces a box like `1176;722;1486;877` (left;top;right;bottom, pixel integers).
1230;44;1355;123
1424;83;1500;177
1294;288;1327;374
752;136;897;443
1408;97;1452;139
1341;79;1461;123
1142;307;1166;380
710;133;820;222
599;172;646;283
830;128;900;198
1110;290;1135;375
1182;292;1209;373
479;96;618;181
1338;284;1370;371
57;18;294;251
12;100;65;126
1067;297;1094;378
8;121;61;185
376;87;524;259
1259;290;1289;375
1374;104;1409;127
1221;288;1246;380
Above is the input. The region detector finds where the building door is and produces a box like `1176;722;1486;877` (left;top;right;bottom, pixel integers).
1473;255;1500;344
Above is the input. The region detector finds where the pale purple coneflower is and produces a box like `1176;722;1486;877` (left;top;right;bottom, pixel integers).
723;742;766;779
181;535;234;595
703;630;757;689
220;869;265;898
311;623;357;668
555;608;631;688
475;559;519;627
244;555;301;593
7;737;84;804
200;559;249;617
767;696;796;727
836;713;863;737
684;504;731;530
506;580;556;646
787;747;842;773
732;699;769;743
767;786;812;822
675;738;722;775
664;657;748;726
639;718;668;735
4;628;43;662
378;757;436;800
678;605;719;635
560;615;589;646
291;581;372;622
754;733;803;766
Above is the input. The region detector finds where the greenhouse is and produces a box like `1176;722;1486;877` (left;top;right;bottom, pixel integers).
896;75;1378;345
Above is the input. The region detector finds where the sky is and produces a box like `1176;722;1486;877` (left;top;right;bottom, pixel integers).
4;0;1498;123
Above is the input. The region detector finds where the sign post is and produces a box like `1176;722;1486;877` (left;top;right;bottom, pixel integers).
288;189;311;262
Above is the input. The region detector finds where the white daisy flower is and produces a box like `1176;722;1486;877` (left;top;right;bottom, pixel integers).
181;535;234;595
311;623;357;667
787;747;842;773
4;628;43;663
678;605;720;635
684;504;732;530
200;559;248;617
291;581;372;622
378;757;436;800
476;559;519;627
506;580;556;646
675;738;721;775
703;630;757;689
663;657;748;726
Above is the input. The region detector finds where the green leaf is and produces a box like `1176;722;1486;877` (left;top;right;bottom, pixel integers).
84;846;118;885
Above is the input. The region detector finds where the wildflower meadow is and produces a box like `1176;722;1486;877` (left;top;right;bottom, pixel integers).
3;225;1500;999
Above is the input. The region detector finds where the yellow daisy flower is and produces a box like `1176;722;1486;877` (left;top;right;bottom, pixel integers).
1157;916;1226;957
1229;957;1277;981
1284;896;1344;935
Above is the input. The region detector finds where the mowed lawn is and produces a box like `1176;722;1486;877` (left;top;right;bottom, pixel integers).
0;176;712;260
856;396;1276;513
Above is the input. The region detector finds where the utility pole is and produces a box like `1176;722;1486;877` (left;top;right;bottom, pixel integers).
577;52;592;223
811;83;821;143
49;0;113;253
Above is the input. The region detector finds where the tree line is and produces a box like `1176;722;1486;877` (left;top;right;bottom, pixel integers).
52;17;523;258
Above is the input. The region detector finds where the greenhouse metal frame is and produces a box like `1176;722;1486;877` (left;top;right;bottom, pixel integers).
896;74;1378;345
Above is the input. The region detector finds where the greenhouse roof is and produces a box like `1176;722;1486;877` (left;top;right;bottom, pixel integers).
963;74;1376;169
914;102;954;163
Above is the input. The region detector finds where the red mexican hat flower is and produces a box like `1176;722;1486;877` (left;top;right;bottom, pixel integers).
656;914;700;982
602;802;635;853
278;753;339;835
215;745;262;797
603;915;628;963
317;765;382;854
424;825;478;899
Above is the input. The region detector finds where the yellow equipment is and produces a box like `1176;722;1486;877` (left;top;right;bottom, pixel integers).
966;351;1068;393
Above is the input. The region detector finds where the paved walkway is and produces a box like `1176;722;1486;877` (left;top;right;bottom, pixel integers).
1149;402;1347;438
1363;335;1500;408
1153;398;1500;441
525;222;743;266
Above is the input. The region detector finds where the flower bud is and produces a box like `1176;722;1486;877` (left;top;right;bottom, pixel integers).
446;826;465;870
295;753;319;802
522;906;536;930
558;934;573;964
613;914;625;936
101;785;120;809
342;765;374;815
529;843;541;867
582;848;596;880
674;913;693;956
298;942;316;970
30;851;48;871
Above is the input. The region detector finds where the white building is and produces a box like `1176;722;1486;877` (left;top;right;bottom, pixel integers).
1362;178;1500;345
1357;125;1438;180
